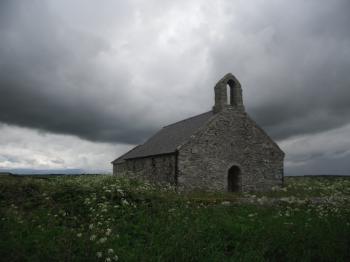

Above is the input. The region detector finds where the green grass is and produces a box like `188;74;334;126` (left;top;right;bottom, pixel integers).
0;175;349;261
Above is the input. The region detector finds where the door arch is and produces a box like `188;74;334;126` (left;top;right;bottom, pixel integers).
227;165;241;192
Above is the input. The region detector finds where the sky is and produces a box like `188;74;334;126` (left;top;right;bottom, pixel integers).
0;0;349;174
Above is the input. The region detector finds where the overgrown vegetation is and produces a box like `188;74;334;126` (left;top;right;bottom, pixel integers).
0;175;349;261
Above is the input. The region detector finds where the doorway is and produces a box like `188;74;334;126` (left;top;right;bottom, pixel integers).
228;166;240;192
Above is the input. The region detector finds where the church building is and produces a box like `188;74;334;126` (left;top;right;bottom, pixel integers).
112;73;284;192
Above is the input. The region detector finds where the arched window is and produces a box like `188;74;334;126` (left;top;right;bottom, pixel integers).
226;83;230;105
227;165;241;192
226;79;236;106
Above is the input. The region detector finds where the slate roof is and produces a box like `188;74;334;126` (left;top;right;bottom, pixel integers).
113;111;214;162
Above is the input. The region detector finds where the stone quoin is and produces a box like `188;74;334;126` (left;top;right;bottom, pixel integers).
112;73;284;192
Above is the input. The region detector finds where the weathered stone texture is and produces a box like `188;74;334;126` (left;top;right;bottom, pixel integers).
113;154;176;185
177;107;284;192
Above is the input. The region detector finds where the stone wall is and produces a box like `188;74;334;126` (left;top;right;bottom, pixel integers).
177;107;284;192
113;154;177;185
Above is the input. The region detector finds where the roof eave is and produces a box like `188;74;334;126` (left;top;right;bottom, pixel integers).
123;151;177;161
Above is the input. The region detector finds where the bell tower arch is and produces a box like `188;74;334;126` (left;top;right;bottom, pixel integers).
213;73;244;113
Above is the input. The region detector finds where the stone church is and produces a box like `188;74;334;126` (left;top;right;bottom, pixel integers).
112;73;284;192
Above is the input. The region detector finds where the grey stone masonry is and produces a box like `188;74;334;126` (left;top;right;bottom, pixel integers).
112;73;284;192
113;154;177;185
177;108;284;192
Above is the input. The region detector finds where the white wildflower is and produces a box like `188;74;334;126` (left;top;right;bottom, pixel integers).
99;237;107;244
77;233;82;238
257;196;268;205
121;199;129;205
107;248;114;254
280;197;290;203
113;255;119;261
105;258;111;262
90;234;97;241
96;252;103;258
271;186;279;191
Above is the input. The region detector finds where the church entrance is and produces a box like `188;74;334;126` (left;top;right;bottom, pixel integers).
227;166;241;192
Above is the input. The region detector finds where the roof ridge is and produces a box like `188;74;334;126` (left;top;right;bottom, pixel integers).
163;110;212;128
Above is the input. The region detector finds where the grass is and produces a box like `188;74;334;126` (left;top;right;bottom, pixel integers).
0;175;349;261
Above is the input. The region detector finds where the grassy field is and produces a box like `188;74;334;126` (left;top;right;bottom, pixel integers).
0;175;349;261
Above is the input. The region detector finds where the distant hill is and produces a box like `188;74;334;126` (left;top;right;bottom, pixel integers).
286;173;349;177
0;168;84;175
0;172;13;176
0;168;112;176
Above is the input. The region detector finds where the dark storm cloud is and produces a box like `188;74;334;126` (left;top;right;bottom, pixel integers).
206;0;350;140
0;0;349;145
0;0;155;143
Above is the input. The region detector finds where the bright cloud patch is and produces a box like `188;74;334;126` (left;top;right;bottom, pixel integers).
280;124;350;175
0;124;133;172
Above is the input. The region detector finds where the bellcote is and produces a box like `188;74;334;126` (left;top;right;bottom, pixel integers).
213;73;244;113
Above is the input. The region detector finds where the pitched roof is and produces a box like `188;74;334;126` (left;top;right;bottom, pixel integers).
114;111;214;162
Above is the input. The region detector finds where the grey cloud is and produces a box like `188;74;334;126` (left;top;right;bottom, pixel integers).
280;123;350;175
287;155;350;176
206;0;350;140
0;124;133;171
0;154;21;164
0;0;156;143
0;0;350;147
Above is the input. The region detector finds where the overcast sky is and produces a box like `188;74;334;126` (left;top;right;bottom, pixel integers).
0;0;349;174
